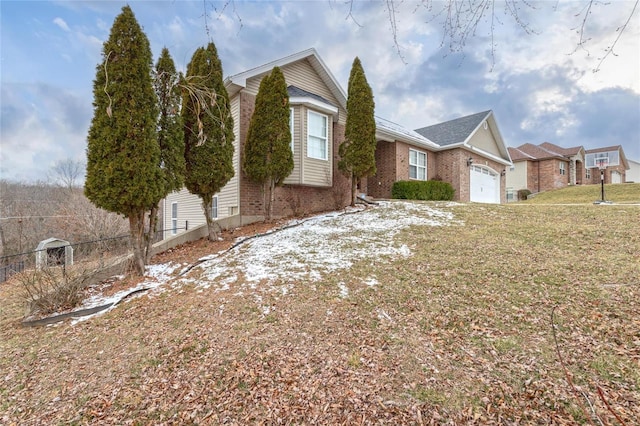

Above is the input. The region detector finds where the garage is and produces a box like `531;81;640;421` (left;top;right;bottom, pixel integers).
611;170;622;184
470;165;500;203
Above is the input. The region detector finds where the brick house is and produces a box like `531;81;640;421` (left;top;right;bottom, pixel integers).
506;143;629;197
162;49;513;240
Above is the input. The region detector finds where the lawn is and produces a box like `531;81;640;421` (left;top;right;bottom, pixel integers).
524;182;640;204
1;201;638;425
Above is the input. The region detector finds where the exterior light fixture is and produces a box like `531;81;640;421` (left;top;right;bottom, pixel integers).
467;157;473;167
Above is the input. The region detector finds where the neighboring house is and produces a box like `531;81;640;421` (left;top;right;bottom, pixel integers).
584;146;630;185
627;159;640;183
162;49;513;240
506;142;580;195
506;142;630;196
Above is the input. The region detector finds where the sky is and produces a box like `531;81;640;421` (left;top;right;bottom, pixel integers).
1;0;639;183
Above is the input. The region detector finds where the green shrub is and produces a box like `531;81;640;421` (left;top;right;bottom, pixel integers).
391;180;455;201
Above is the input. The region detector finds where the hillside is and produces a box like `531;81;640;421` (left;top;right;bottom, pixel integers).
523;182;640;204
1;201;639;424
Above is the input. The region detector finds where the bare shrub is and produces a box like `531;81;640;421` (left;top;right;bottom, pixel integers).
19;263;102;317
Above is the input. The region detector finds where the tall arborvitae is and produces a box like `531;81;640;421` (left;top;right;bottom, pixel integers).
339;57;377;206
85;5;162;276
145;47;185;261
243;66;294;220
182;42;234;241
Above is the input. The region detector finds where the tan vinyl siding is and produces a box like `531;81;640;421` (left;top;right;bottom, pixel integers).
284;106;302;184
216;95;241;217
301;106;332;187
245;58;347;125
468;125;502;158
163;188;206;240
162;97;241;240
506;161;528;191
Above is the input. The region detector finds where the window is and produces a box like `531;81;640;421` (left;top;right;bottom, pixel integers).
586;168;591;179
171;202;178;235
211;196;218;219
307;110;328;160
289;107;294;153
559;161;566;175
409;149;426;180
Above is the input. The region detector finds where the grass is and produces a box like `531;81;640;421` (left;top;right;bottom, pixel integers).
0;201;638;424
524;182;640;204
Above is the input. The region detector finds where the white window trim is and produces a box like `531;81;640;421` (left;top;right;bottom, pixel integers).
211;195;218;220
307;110;329;161
289;107;294;153
409;149;427;181
171;202;178;235
559;161;566;175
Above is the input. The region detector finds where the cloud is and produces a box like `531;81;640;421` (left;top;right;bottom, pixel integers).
0;83;90;182
53;17;70;32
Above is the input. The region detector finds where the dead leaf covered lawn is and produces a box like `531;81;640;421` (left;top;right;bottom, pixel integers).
1;201;639;425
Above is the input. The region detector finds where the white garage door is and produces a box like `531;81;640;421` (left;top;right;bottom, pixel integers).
470;165;500;203
611;171;621;184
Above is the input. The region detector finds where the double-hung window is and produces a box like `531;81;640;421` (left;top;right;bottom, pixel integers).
559;161;566;175
171;202;178;235
307;110;328;160
409;149;427;180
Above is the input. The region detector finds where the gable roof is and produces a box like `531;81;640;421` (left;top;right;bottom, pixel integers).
539;142;583;157
225;48;347;111
414;110;511;165
508;146;536;161
414;110;492;147
515;143;567;161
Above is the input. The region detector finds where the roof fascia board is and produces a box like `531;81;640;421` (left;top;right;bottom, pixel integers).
466;145;513;166
290;96;339;117
461;111;491;146
224;48;347;111
375;128;438;149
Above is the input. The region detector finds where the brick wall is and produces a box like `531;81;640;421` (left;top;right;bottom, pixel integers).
370;145;507;203
537;159;569;191
435;149;464;201
368;141;397;198
238;91;350;219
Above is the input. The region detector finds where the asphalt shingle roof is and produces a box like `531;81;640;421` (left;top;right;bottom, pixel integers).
414;110;492;147
287;85;336;108
540;142;582;156
515;143;566;160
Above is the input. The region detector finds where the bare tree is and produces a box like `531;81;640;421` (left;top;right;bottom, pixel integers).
50;158;85;191
205;0;638;70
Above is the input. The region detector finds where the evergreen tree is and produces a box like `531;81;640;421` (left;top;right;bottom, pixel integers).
339;57;377;206
182;42;234;241
243;67;294;220
85;5;162;276
145;47;185;261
